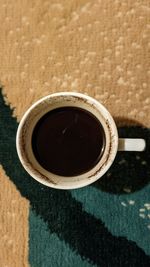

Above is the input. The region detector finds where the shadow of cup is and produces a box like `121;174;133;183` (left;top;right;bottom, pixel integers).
92;117;150;194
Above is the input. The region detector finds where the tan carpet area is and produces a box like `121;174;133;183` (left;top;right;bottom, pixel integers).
0;0;149;125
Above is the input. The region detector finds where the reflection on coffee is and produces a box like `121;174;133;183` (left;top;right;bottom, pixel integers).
32;107;106;176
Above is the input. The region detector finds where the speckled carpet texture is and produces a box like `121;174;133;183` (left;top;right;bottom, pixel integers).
0;0;150;266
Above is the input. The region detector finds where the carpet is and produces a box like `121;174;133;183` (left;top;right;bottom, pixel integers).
0;0;150;266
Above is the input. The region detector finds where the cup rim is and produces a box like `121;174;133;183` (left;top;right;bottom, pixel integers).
16;92;118;189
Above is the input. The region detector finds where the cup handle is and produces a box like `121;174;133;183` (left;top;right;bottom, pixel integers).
118;138;146;152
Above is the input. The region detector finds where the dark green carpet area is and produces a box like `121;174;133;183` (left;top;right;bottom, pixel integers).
0;90;150;267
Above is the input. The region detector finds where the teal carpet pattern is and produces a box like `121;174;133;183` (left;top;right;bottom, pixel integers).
0;90;150;267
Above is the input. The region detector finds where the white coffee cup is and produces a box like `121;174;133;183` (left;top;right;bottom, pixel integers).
16;92;146;189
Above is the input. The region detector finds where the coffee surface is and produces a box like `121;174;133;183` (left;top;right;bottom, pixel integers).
32;106;106;176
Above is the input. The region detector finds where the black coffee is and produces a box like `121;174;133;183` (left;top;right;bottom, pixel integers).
32;106;106;176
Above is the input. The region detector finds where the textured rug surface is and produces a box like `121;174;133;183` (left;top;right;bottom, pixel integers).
0;0;150;266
